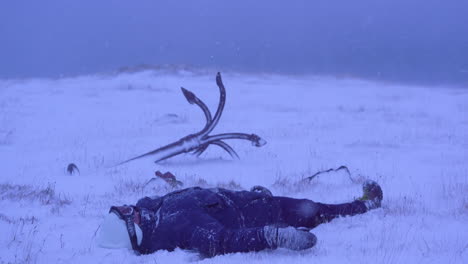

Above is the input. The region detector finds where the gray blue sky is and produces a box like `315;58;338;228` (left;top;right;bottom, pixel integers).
1;0;467;85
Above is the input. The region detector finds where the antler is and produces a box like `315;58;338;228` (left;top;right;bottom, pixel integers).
118;72;266;165
180;87;212;132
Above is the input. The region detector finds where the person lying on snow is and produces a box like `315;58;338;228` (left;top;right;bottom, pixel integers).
96;180;383;257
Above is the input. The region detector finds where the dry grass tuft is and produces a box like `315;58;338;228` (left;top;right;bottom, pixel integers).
0;183;72;208
216;180;243;190
0;129;14;145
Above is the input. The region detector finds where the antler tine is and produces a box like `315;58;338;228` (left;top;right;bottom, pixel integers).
211;141;239;159
203;72;226;135
181;87;212;132
193;140;239;159
204;133;267;147
193;144;208;156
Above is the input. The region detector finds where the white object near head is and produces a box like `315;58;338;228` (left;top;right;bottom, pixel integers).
96;212;143;249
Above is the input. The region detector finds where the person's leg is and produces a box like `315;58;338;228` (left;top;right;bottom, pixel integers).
240;195;366;229
273;197;367;228
311;200;368;225
274;180;383;228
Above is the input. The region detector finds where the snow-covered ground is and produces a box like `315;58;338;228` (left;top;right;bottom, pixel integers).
0;70;467;263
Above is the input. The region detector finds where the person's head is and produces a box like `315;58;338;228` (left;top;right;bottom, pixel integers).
96;206;143;250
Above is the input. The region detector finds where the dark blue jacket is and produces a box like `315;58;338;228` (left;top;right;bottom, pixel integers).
135;187;278;257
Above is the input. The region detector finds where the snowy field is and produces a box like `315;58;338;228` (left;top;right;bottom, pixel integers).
0;70;467;263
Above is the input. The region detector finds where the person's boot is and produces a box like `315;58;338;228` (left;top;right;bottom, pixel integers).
263;226;317;250
358;180;383;210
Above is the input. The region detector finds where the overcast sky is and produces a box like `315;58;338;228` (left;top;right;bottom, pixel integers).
1;0;467;85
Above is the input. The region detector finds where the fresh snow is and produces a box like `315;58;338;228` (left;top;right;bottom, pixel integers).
0;71;467;263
